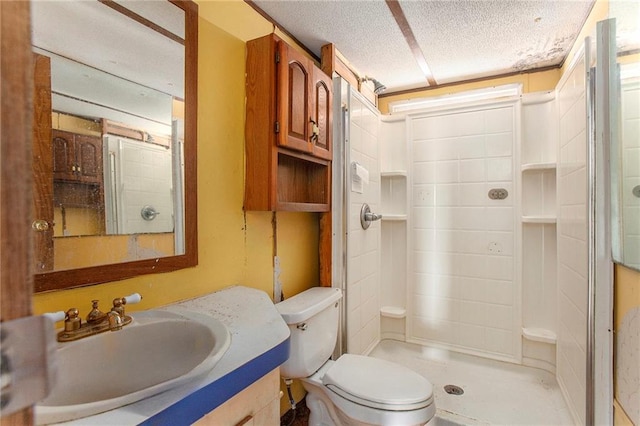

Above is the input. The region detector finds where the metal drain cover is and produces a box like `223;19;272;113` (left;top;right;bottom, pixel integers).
444;384;464;395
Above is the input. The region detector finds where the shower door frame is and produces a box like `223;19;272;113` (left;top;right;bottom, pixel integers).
331;76;348;357
331;79;384;357
587;18;615;426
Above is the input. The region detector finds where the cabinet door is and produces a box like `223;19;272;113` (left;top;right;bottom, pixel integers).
311;66;332;160
52;129;77;181
277;41;311;154
75;134;102;183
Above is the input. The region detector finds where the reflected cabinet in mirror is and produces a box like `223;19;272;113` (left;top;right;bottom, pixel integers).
32;0;198;292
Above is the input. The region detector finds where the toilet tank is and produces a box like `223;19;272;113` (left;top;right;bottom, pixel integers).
276;287;342;379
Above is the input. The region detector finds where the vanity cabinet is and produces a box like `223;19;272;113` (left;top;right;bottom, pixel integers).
52;129;102;184
245;34;332;212
194;368;280;426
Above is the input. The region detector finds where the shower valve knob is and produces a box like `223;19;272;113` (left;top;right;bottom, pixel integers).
360;203;382;230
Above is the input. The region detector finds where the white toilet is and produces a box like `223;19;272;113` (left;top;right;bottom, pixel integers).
276;287;435;426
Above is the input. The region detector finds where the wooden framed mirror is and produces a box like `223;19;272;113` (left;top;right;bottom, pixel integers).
32;0;198;292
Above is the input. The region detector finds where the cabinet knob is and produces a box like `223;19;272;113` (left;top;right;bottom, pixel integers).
309;118;319;142
32;219;50;232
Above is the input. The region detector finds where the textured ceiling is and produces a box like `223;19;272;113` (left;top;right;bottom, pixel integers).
31;0;184;98
251;0;608;93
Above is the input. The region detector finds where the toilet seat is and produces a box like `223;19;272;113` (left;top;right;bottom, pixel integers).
322;354;434;411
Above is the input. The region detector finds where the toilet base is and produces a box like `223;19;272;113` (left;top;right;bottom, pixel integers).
305;387;344;426
304;379;373;426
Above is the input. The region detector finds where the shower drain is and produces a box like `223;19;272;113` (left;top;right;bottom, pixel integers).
444;384;464;395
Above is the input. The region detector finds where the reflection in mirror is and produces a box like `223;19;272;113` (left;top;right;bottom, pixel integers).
610;2;640;271
612;61;640;271
32;0;198;291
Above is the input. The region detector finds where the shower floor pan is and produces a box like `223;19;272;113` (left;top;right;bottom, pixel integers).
369;340;573;426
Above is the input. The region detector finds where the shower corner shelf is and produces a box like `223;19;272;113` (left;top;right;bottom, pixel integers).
380;306;406;319
380;170;407;177
381;214;407;221
522;327;557;344
521;162;557;172
522;216;556;224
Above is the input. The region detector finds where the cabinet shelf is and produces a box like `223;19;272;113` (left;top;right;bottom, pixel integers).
521;162;556;172
522;216;556;224
276;151;330;211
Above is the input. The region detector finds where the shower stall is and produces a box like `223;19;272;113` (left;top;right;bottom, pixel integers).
331;20;621;425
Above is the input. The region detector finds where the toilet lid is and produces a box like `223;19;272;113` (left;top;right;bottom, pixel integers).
322;354;433;411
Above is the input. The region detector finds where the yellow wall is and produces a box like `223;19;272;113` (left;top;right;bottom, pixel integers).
614;264;640;425
378;69;561;114
53;112;102;136
561;0;609;75
52;233;175;270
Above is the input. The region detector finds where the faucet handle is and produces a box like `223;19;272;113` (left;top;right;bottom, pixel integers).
64;308;82;331
43;311;65;323
111;293;142;317
123;293;142;305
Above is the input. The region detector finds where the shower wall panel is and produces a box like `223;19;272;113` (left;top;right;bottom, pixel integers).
407;102;520;362
555;53;588;424
346;91;381;355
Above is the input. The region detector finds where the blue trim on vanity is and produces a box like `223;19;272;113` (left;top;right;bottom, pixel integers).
139;337;290;426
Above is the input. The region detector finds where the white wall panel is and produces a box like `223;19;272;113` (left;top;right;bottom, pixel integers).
407;102;520;362
555;53;588;424
346;91;381;355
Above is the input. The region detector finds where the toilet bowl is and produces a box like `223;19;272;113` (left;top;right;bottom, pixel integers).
276;287;435;426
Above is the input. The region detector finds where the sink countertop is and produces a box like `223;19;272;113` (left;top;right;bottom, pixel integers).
57;285;290;425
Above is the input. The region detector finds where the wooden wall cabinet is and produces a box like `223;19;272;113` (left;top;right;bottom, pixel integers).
52;129;102;184
245;34;332;212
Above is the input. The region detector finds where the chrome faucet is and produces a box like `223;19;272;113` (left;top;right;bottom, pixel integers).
55;293;142;342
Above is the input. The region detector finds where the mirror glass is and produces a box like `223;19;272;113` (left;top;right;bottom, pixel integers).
610;3;640;271
32;0;197;290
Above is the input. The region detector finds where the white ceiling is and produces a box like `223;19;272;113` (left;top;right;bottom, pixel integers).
251;0;639;94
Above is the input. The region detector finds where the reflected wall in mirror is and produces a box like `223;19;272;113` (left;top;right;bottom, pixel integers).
612;60;640;271
32;0;198;292
610;3;640;272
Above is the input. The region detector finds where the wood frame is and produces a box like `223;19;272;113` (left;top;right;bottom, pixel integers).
1;0;35;422
33;0;199;292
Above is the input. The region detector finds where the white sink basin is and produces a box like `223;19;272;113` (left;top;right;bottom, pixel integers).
36;308;230;424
